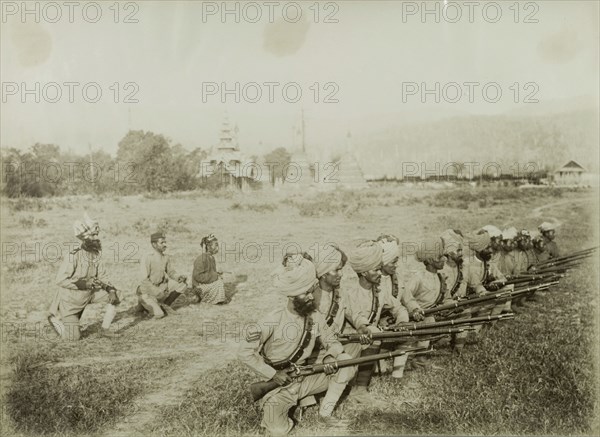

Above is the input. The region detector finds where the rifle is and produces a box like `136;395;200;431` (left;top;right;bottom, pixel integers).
486;269;567;291
423;281;558;316
500;273;565;287
91;278;117;292
531;259;583;272
384;313;515;332
338;326;476;344
534;247;597;267
532;255;590;270
249;346;430;401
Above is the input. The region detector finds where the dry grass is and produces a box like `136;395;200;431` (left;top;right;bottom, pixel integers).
0;186;598;436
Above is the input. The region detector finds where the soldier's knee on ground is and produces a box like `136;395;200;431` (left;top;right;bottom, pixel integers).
62;315;81;341
138;294;165;318
262;394;295;436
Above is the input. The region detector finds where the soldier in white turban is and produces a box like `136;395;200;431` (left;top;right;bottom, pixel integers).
343;240;408;400
376;235;411;378
400;238;447;368
237;256;348;434
530;230;551;264
48;213;122;340
538;222;560;259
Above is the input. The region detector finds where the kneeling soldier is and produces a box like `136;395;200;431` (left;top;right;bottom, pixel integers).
238;255;349;435
48;214;122;340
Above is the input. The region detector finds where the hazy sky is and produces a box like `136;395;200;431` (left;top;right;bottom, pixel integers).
2;0;598;157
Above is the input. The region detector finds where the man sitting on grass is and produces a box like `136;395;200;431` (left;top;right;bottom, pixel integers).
136;231;187;318
192;234;228;304
48;213;122;340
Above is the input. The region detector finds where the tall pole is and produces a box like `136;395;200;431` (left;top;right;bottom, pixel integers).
88;143;95;182
301;108;306;154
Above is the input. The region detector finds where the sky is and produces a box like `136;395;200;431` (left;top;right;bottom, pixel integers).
1;0;599;157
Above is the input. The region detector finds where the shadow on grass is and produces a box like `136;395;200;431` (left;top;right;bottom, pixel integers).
5;349;178;435
148;361;263;436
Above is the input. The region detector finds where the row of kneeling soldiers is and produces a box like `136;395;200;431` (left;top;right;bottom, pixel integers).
236;222;579;435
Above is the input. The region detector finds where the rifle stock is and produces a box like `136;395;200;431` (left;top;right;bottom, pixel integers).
91;278;116;292
249;346;429;401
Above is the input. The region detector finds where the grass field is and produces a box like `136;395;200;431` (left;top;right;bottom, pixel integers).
0;185;598;436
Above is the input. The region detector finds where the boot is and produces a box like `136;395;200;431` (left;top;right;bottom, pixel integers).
100;328;119;338
160;304;178;316
316;415;349;428
101;304;117;330
162;291;182;307
410;355;432;370
48;315;64;338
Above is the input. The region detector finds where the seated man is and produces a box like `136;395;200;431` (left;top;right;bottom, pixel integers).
238;256;350;435
137;231;187;318
192;234;227;304
48;214;122;340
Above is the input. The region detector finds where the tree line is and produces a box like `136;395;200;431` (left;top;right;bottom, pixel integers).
1;130;292;198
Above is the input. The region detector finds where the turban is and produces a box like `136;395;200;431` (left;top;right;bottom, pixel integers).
83;212;98;230
415;238;444;263
481;225;502;238
501;227;518;240
440;229;463;254
151;231;166;243
348;240;383;273
380;240;400;265
518;229;531;238
73;212;99;240
203;233;217;242
313;245;343;278
271;257;317;297
465;233;491;252
538;222;556;232
73;221;88;239
530;230;543;241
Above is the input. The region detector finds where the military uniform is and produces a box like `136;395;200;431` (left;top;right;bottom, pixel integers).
400;269;447;350
344;278;408;356
464;255;511;318
544;239;559;259
441;260;467;299
50;249;122;340
238;308;345;435
513;249;532;275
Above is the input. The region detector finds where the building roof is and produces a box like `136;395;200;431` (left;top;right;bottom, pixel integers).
555;160;587;173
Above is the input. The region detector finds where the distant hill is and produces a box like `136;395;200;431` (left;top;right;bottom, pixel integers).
352;107;599;178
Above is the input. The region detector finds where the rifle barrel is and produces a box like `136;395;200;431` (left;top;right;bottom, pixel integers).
423;281;557;316
535;247;597;266
339;327;473;344
248;346;429;401
388;314;514;331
